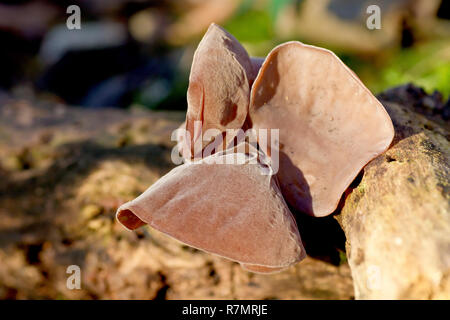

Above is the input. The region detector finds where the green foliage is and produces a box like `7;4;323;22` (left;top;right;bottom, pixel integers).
338;250;347;265
337;42;450;99
375;42;450;99
224;0;301;43
224;10;274;43
268;0;296;21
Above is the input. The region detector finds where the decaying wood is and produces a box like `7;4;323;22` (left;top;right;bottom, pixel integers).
0;85;448;299
0;97;352;300
336;88;450;299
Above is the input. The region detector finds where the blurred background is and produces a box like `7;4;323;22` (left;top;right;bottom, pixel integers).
0;0;449;110
0;0;449;300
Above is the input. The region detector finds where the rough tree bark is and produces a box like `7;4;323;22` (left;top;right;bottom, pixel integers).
336;85;449;299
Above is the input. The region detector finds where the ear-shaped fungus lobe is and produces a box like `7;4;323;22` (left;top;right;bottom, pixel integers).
116;151;305;269
186;23;253;154
249;42;394;217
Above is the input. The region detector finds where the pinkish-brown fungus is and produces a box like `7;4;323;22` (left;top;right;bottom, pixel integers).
117;25;395;274
185;23;254;157
249;41;394;217
117;145;305;273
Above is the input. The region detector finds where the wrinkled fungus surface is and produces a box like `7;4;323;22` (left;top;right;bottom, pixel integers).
249;42;394;217
185;23;254;155
117;148;305;272
117;23;394;274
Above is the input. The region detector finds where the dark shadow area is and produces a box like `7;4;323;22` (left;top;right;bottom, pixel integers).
293;208;347;266
153;271;170;300
276;151;313;215
376;84;449;148
275;151;347;265
1;140;175;199
292;171;366;265
437;0;450;20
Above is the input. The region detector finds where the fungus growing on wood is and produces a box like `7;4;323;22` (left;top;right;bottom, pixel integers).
249;41;394;217
117;145;305;273
117;24;395;274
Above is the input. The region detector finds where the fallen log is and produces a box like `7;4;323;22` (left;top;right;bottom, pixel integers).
0;85;448;299
336;85;450;299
